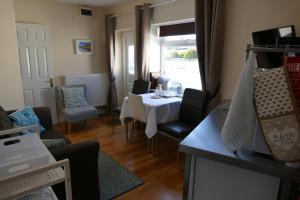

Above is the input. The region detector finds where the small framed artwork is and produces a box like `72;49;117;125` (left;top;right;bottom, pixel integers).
75;39;93;55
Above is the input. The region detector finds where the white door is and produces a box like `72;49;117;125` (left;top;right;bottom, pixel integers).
16;23;57;123
122;31;135;95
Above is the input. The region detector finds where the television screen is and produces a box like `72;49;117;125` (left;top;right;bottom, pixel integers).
252;25;296;68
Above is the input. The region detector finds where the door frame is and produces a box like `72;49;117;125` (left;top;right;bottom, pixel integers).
16;23;57;123
120;29;135;96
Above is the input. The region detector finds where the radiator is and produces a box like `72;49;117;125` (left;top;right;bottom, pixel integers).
65;73;109;107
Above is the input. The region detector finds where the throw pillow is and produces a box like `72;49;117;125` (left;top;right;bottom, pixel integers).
42;139;66;150
9;106;45;133
0;106;13;131
62;87;88;108
18;187;58;200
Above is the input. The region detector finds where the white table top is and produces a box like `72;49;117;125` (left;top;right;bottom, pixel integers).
120;93;182;138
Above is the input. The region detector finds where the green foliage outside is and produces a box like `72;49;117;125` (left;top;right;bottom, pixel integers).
167;49;198;59
168;50;181;58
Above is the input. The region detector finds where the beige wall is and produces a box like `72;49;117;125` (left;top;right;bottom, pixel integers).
109;0;300;101
221;0;300;100
13;0;107;85
0;0;24;110
106;0;194;29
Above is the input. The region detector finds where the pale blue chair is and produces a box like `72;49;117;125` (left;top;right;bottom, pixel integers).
57;85;98;133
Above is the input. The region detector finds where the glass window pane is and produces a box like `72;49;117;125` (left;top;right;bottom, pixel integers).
161;35;202;92
128;45;135;74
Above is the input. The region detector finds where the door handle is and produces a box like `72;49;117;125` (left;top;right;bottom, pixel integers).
45;78;54;88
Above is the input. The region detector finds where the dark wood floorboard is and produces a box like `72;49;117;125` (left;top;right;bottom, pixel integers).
55;114;184;200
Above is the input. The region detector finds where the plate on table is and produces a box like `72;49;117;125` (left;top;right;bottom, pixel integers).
160;93;177;98
151;95;162;99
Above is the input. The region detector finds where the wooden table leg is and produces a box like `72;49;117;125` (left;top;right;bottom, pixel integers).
151;137;155;156
125;118;129;142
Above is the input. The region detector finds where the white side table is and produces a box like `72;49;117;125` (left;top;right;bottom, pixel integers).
0;125;72;200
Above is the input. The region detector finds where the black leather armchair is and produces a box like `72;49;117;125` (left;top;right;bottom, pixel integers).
157;88;209;166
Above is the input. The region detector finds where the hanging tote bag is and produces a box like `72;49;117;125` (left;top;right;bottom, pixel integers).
253;66;300;162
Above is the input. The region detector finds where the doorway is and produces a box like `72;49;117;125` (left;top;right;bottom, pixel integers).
16;23;57;123
122;31;135;95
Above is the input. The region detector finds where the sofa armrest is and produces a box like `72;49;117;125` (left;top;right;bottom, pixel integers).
50;140;100;200
0;125;40;137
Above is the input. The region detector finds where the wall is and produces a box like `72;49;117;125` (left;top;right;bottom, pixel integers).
0;0;24;110
221;0;300;100
109;0;300;101
13;0;107;85
106;0;194;29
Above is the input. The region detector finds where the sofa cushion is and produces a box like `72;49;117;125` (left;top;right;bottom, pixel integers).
42;139;67;151
62;87;88;108
8;106;45;133
18;187;58;200
41;129;71;144
63;105;97;122
0;106;13;131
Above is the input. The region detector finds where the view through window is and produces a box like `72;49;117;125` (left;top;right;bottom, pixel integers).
160;34;202;93
128;45;135;75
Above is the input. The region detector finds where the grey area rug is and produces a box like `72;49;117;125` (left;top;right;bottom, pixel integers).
99;152;144;200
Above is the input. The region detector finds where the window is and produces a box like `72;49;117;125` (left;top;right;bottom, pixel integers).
128;45;135;74
160;34;202;92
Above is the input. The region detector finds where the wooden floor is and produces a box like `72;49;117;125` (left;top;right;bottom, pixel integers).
55;114;184;200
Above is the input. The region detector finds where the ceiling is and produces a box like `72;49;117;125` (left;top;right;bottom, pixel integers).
50;0;131;7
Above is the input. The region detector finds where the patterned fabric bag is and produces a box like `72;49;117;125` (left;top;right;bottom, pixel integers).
253;66;300;162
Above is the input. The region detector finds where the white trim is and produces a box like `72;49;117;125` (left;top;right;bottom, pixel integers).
149;0;178;8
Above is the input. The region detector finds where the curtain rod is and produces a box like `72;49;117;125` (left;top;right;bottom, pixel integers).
111;0;178;18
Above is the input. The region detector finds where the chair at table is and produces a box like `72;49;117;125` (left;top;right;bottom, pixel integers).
57;85;98;133
132;79;150;95
112;106;122;134
127;93;151;151
156;88;209;167
111;79;150;134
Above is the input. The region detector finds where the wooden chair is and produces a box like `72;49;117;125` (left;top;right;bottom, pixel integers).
112;107;121;134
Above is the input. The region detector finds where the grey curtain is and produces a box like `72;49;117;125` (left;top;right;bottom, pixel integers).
195;0;224;110
105;14;118;111
135;3;153;81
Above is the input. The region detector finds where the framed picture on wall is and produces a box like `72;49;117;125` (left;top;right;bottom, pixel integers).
75;39;93;55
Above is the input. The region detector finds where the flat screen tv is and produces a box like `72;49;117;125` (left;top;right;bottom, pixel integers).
252;25;296;68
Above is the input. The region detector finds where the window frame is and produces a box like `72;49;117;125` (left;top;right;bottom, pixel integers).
159;36;197;77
